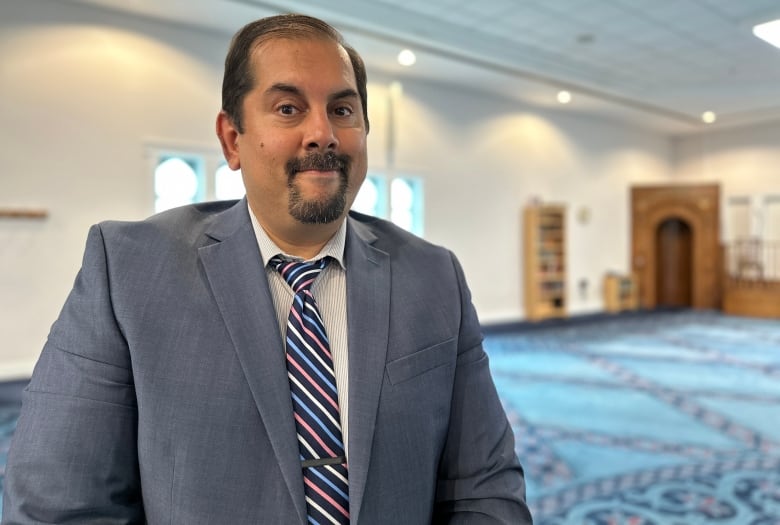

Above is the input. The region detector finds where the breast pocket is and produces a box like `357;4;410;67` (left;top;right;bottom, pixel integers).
385;337;456;386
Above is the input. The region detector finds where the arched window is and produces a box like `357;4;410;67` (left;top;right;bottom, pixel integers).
154;156;202;213
215;163;244;200
150;148;424;236
390;178;414;232
351;173;423;236
352;175;385;217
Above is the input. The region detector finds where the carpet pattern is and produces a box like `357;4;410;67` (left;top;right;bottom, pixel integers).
1;311;779;523
485;310;780;524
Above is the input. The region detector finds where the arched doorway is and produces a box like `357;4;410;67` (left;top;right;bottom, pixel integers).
631;184;720;309
655;218;693;307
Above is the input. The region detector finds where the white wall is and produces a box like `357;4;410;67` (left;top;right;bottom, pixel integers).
673;120;780;242
1;0;229;377
1;0;773;378
378;79;672;321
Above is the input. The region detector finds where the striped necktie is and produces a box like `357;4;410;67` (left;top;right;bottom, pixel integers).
270;256;350;524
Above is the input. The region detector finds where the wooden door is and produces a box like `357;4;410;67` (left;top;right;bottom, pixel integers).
655;218;693;307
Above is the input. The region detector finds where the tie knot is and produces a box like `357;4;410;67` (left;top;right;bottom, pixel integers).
270;256;330;294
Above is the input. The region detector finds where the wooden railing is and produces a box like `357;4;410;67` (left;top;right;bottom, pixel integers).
724;238;779;283
723;239;780;318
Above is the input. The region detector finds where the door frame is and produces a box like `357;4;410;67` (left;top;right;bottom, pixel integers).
631;184;720;309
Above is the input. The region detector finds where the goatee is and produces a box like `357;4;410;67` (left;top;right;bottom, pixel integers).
286;152;351;224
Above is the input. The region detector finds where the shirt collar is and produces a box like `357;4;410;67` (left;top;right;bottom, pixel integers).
248;205;347;270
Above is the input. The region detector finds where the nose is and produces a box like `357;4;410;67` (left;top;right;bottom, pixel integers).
303;108;339;151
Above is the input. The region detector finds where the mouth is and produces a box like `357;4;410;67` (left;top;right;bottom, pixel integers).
295;168;340;176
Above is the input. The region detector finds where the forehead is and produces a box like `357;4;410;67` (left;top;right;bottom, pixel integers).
249;37;357;90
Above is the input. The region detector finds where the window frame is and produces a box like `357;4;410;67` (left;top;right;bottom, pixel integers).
147;141;243;213
352;171;424;236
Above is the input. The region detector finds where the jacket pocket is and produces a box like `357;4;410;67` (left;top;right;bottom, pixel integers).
385;337;456;385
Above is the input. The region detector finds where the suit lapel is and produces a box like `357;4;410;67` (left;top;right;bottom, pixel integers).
196;204;390;524
198;200;307;524
344;216;391;524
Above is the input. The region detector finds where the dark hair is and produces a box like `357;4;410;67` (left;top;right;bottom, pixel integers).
221;14;369;134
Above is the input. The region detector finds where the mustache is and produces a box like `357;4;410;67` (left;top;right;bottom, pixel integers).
286;152;351;176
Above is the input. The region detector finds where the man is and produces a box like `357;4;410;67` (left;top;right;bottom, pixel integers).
3;14;532;524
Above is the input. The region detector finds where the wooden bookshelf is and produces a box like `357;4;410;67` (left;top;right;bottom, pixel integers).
523;204;566;321
604;273;639;313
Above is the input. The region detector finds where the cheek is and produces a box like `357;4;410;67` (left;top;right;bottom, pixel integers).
348;155;368;197
343;133;367;166
242;139;287;174
353;148;368;180
245;130;293;158
238;143;282;188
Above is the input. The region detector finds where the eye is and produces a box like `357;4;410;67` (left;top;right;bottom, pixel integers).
277;104;298;116
333;106;354;117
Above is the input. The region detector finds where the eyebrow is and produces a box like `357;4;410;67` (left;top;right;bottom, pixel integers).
330;88;359;102
265;83;359;103
265;83;301;97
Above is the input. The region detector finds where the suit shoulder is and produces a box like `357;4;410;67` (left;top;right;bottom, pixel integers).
98;200;242;244
347;211;450;259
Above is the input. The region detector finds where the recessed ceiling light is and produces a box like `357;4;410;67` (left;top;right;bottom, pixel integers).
701;111;717;124
753;19;780;49
557;90;572;104
397;49;416;67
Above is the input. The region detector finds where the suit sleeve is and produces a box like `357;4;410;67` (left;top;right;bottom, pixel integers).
433;253;533;524
2;224;144;524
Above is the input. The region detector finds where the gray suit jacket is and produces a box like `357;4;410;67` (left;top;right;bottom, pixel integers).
3;199;531;524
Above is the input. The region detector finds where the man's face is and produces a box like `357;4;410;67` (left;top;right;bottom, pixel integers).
227;37;367;228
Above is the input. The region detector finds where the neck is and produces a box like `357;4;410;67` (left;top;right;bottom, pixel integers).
267;225;339;260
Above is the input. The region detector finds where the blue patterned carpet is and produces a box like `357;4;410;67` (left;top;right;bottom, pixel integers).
485;310;780;524
1;310;779;523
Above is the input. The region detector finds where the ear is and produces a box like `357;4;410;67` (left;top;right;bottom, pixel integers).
216;111;241;170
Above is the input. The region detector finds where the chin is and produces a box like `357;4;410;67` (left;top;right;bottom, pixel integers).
289;197;346;224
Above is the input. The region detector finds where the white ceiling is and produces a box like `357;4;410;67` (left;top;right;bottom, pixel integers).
67;0;780;135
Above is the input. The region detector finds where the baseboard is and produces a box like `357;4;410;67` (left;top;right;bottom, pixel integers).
481;308;689;334
0;358;35;382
